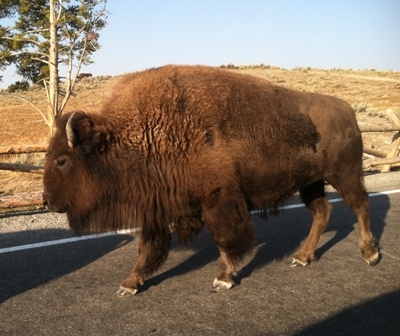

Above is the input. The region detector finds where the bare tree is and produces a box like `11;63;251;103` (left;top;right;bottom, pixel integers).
0;0;108;134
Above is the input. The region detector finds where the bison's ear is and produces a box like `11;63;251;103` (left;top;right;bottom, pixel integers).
66;112;111;154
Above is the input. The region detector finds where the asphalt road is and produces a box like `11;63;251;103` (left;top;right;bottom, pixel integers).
1;171;400;336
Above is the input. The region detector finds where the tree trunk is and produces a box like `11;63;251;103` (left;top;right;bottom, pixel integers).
48;0;59;135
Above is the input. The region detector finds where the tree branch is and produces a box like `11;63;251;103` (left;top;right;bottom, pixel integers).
31;58;50;66
9;50;49;59
60;36;80;113
12;95;52;128
25;28;50;34
56;0;64;21
0;35;41;46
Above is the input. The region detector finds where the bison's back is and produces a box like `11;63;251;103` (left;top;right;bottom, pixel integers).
102;65;324;148
104;64;357;139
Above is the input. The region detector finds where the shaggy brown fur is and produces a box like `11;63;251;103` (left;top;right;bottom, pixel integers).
43;65;379;296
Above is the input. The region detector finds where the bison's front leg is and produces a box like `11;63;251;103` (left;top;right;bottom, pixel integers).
116;228;171;297
212;248;238;290
202;188;255;291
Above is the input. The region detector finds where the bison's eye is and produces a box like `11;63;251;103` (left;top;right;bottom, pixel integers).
54;155;70;170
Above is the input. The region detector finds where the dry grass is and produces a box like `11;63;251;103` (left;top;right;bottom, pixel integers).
1;66;399;195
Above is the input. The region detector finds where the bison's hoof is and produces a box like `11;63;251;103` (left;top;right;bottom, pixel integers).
364;251;380;266
116;286;138;298
360;241;380;266
212;279;234;291
291;258;309;267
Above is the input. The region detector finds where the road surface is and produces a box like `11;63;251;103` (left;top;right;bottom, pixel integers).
1;171;399;335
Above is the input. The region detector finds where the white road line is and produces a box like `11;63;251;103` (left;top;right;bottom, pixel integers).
0;229;139;254
1;189;400;255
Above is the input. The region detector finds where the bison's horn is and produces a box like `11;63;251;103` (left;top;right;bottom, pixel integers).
66;112;77;148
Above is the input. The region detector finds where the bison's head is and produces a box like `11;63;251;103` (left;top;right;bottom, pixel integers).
43;111;116;226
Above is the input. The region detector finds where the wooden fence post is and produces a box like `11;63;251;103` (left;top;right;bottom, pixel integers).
381;110;400;173
0;144;48;155
0;162;44;174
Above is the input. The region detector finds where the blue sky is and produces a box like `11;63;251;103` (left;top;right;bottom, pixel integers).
1;0;399;88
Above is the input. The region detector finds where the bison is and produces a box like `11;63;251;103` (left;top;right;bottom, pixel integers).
43;65;379;297
76;73;93;80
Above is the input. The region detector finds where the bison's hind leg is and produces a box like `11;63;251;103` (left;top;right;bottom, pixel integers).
202;188;255;291
329;175;379;266
292;180;332;267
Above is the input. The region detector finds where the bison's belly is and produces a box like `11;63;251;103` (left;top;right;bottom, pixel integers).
238;158;321;209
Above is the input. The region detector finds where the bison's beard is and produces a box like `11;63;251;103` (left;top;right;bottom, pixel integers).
65;194;206;246
63;165;200;242
66;199;138;235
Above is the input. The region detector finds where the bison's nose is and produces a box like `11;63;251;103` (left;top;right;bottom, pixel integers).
42;193;54;210
42;193;66;213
